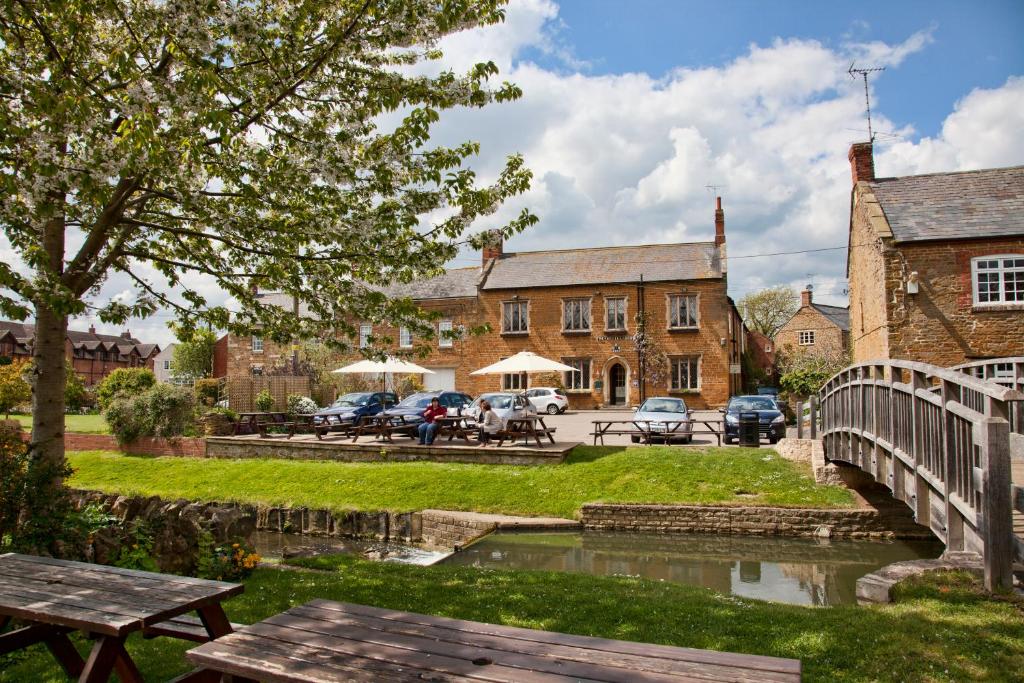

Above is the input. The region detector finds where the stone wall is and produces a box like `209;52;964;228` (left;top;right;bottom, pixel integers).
581;503;934;540
775;306;848;359
420;511;497;549
848;185;893;363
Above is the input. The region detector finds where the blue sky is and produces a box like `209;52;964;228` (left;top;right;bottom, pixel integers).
543;1;1024;140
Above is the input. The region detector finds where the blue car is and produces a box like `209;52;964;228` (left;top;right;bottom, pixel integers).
313;392;397;426
721;395;787;444
381;391;474;424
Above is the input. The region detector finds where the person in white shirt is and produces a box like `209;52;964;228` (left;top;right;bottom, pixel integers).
477;400;502;447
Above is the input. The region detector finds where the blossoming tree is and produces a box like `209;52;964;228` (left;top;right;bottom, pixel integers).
0;0;534;514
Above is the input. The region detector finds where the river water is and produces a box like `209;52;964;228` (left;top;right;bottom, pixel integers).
439;531;943;606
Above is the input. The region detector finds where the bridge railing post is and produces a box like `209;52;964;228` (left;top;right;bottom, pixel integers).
809;396;817;440
976;416;1013;591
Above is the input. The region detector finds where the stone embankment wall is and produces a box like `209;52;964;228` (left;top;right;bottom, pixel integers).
581;503;934;540
775;437;878;487
420;511;497;549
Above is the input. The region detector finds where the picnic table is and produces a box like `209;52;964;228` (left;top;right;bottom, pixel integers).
351;414;417;443
435;414;477;443
497;414;556;447
312;413;360;440
184;599;802;682
591;419;725;446
0;553;242;683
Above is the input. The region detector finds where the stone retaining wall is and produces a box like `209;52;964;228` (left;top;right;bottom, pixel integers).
581;503;934;539
64;433;206;457
420;511;497;549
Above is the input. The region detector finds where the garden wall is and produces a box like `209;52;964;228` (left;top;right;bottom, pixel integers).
64;432;205;457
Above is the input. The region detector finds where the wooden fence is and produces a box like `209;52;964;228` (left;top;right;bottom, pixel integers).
224;376;310;413
818;360;1022;591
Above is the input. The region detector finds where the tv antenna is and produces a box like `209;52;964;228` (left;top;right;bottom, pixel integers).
705;183;726;196
848;63;885;141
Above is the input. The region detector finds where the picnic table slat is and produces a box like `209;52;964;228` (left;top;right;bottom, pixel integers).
0;584;140;636
0;553;240;591
278;606;784;683
306;600;801;677
186;631;483;683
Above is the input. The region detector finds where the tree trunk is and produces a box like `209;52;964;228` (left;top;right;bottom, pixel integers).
30;303;67;476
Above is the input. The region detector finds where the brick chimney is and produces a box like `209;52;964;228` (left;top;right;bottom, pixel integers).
801;285;813;307
88;325;96;334
482;230;503;264
714;197;726;247
848;142;875;184
120;329;132;339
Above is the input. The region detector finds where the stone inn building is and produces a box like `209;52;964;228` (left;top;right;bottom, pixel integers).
225;199;749;409
846;142;1024;366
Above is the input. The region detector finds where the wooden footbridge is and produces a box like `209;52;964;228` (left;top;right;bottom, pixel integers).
818;358;1024;591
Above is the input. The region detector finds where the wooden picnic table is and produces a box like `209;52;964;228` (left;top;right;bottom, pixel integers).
591;419;725;446
497;414;556;447
184;599;802;682
312;413;360;440
0;553;242;683
435;414;477;443
351;414;416;444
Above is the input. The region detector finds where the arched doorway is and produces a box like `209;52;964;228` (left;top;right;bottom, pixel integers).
608;362;627;406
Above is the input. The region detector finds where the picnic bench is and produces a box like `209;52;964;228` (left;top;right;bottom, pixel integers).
184;599;802;682
0;553;242;683
591;419;725;446
350;414;417;443
312;413;360;440
435;415;477;443
496;415;556;447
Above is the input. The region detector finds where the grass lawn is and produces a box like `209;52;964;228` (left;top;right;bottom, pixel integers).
67;445;854;518
11;413;109;434
2;561;1021;682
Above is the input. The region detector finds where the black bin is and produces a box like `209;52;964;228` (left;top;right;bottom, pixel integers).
738;411;760;447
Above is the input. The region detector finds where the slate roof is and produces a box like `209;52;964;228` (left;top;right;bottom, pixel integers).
0;320;158;356
381;267;480;300
811;304;850;332
869;166;1024;243
483;242;723;290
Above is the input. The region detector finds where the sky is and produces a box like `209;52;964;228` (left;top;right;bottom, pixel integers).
57;0;1024;344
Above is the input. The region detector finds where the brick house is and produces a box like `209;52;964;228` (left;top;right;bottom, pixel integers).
225;198;748;409
0;320;160;385
774;286;850;359
846;142;1024;366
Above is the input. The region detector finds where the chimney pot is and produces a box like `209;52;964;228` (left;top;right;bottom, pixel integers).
848;142;875;184
714;197;726;247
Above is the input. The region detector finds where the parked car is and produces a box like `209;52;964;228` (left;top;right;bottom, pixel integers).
381;391;474;424
524;387;569;414
466;392;536;424
721;395;787;444
313;391;397;426
631;397;693;444
756;386;780;397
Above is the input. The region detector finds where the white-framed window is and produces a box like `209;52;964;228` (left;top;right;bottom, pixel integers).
503;372;527;391
972;255;1024;306
798;330;815;346
667;294;699;329
438;320;453;348
502;300;529;334
605;297;626;331
399;327;412;348
163;360;170;370
562;298;592;332
359;324;372;349
669;356;700;391
563;358;591;391
251;335;263;352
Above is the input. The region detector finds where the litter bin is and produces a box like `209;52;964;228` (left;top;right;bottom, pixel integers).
738;411;760;447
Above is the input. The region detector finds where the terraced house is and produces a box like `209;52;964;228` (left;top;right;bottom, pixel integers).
226;199;748;409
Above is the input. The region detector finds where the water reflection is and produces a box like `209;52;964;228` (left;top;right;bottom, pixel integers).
250;530;449;566
440;531;943;606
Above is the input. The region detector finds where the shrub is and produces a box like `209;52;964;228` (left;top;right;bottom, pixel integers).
287;394;318;415
194;378;221;407
255;389;274;412
96;368;156;410
0;424;28;546
0;360;30;418
197;532;261;581
64;365;90;412
105;384;196;444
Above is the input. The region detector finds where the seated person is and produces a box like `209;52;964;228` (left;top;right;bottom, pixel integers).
417;397;447;445
476;400;502;447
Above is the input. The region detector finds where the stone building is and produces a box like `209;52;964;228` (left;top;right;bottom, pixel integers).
224;198;748;409
846;142;1024;366
0;320;160;385
774;286;849;359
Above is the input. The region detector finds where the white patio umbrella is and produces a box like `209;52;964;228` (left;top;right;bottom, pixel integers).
470;351;576;376
332;357;434;393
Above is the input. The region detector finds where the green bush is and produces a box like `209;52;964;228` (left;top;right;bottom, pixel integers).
204;406;238;421
286;394;318;415
194;378;221;407
779;367;834;397
96;368;156;410
64;365;91;412
255;389;273;412
105;383;196;444
0;424;28;546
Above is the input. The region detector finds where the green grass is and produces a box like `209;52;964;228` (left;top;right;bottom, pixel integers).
3;562;1021;682
11;413;109;434
67;446;854;518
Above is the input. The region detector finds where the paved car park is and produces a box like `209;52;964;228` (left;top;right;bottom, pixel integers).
539;409;731;447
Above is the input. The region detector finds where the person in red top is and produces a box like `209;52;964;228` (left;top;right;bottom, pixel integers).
418;397;447;445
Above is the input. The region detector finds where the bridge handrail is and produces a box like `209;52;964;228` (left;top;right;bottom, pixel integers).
818;358;1016;591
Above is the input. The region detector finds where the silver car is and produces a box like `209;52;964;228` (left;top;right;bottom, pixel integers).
466;392;536;425
631;397;693;444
